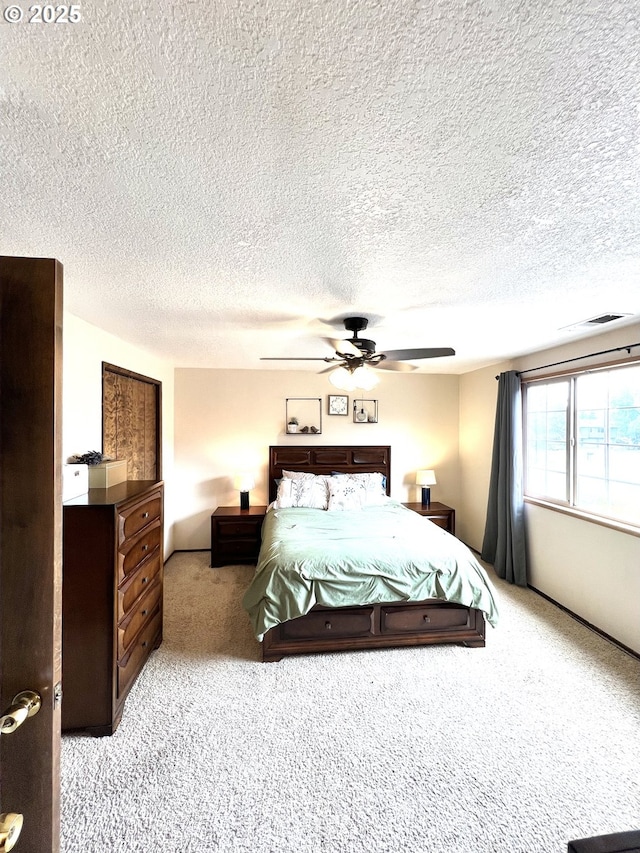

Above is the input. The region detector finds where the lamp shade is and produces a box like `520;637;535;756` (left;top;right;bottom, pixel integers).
416;469;436;486
233;473;255;492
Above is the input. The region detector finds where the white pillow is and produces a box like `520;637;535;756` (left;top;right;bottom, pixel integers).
327;475;367;511
332;472;387;506
274;474;329;509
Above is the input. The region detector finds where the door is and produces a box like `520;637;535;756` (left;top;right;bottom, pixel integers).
0;257;62;851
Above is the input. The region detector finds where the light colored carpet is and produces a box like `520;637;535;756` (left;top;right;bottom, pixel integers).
61;551;640;853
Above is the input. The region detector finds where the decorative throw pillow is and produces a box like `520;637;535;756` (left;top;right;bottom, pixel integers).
275;474;329;509
330;472;387;505
327;475;367;511
332;471;387;491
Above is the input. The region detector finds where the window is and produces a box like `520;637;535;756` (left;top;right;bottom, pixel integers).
524;363;640;526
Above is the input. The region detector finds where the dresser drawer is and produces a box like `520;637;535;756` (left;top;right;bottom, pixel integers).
118;491;163;544
380;602;473;635
118;521;162;582
117;608;162;699
280;607;373;641
118;551;162;615
117;580;162;658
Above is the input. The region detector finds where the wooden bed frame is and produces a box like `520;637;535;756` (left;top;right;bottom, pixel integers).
261;445;486;662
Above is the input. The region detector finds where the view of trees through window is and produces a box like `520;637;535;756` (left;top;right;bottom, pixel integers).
524;363;640;526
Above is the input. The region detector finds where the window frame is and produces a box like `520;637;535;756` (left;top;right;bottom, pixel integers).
522;357;640;537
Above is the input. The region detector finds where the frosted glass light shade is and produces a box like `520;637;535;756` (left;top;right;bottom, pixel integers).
329;365;378;391
329;367;356;391
351;365;379;390
234;473;255;492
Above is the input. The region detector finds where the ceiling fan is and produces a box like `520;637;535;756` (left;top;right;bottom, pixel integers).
261;316;455;390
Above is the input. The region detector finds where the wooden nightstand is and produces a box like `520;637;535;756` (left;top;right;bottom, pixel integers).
210;506;267;567
402;502;455;535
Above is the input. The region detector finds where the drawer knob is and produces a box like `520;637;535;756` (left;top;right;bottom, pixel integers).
423;615;431;623
325;621;332;630
141;577;148;584
141;609;148;616
141;544;148;552
141;641;148;648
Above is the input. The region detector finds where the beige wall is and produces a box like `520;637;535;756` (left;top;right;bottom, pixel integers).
173;368;460;550
458;321;640;653
63;313;176;555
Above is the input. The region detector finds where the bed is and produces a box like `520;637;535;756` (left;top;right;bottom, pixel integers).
243;445;498;662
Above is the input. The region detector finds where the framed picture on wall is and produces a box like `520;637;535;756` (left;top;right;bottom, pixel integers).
328;394;348;416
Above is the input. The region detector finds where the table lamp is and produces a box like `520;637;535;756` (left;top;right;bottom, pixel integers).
416;469;436;508
234;473;255;510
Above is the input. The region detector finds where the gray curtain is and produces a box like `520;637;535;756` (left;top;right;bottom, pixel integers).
481;370;527;586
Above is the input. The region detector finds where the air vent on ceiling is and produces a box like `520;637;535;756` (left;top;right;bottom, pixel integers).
560;313;632;332
586;313;628;324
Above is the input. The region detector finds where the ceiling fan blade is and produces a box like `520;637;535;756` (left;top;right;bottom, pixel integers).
373;360;417;372
260;357;334;362
379;347;455;360
324;337;362;358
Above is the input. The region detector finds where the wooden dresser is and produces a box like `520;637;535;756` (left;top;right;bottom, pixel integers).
62;480;164;736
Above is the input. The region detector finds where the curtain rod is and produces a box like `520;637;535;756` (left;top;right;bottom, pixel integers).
495;341;640;380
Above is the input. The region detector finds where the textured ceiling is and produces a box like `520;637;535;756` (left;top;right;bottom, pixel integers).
2;0;640;374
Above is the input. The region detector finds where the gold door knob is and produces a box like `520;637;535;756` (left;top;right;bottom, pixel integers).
0;813;23;852
0;690;41;735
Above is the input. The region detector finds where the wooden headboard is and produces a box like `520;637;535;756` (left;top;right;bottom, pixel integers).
268;445;391;503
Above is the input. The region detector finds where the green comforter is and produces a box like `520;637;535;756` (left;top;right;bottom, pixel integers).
242;501;499;641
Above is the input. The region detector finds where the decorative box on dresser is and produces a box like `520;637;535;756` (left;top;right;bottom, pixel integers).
402;502;455;535
62;480;164;736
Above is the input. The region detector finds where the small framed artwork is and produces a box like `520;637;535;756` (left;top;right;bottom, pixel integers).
328;394;349;416
353;399;378;423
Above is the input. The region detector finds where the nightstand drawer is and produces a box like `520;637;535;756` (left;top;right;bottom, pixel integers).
215;518;263;539
426;513;450;530
213;539;261;566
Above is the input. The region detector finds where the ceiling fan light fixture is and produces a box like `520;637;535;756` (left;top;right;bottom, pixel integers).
329;363;379;391
351;365;379;390
328;366;356;391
